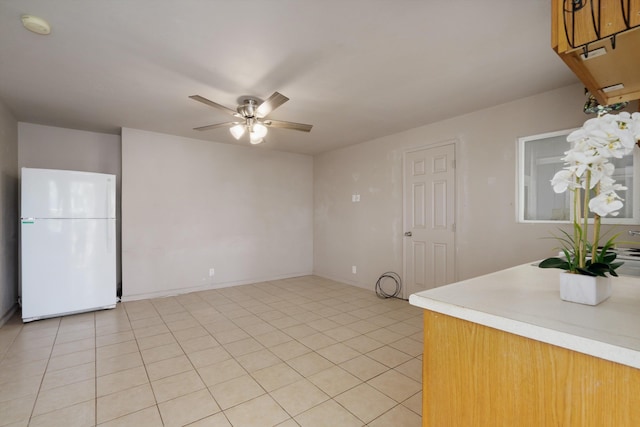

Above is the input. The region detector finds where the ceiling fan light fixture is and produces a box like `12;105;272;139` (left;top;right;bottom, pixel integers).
229;124;245;140
252;123;268;138
249;134;264;145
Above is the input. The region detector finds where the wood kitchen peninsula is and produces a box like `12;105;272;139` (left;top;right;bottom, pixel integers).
409;264;640;426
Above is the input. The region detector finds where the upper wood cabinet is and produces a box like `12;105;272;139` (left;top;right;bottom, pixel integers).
552;0;640;105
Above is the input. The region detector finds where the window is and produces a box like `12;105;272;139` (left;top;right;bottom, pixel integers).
517;129;640;224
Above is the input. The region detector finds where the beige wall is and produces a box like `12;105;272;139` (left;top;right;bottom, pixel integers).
9;83;639;306
18;123;123;289
121;128;313;300
0;99;18;325
313;83;640;291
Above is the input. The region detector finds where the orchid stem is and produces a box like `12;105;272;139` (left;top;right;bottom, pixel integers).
592;181;601;261
574;185;582;269
582;171;591;268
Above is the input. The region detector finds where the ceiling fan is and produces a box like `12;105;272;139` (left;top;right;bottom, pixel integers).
189;92;313;145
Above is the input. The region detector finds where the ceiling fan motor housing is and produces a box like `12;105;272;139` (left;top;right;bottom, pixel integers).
237;98;259;118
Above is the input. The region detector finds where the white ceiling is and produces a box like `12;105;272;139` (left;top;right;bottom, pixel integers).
0;0;578;155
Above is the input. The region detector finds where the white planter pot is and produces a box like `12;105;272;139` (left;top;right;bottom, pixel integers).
559;273;612;306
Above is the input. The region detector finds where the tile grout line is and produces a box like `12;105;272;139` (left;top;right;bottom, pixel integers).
26;317;61;426
168;293;236;426
122;299;162;426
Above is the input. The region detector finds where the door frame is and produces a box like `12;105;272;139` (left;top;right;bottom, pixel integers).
402;139;458;299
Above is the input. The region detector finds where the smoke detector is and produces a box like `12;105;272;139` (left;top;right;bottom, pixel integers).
21;15;51;35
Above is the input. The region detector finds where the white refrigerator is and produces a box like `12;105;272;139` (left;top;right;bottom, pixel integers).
20;167;117;322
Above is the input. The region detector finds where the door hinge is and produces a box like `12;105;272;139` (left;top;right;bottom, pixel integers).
452;223;456;232
452;159;456;169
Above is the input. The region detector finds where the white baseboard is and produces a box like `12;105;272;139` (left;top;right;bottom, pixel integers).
120;271;313;302
312;271;374;293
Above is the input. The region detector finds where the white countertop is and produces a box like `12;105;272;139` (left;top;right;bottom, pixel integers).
409;263;640;369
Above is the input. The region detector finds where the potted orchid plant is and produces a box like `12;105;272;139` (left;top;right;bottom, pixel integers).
539;111;640;304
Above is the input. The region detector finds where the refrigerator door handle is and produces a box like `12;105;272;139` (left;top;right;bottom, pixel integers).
107;178;114;251
107;181;113;218
107;219;113;252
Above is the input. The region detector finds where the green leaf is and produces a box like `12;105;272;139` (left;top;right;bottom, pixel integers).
587;263;611;277
576;267;597;276
601;252;617;263
609;261;624;271
538;258;570;270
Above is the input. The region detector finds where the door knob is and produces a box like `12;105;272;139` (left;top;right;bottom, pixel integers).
404;231;412;237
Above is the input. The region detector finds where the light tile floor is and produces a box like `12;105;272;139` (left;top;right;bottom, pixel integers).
0;276;423;426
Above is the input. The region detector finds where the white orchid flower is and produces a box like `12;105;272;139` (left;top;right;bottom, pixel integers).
550;169;575;193
563;150;604;180
629;112;640;139
602;123;636;154
597;170;619;189
567;128;587;143
587;162;616;188
553;112;640;203
589;190;624;216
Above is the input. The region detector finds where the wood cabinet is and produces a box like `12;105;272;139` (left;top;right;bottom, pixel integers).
552;0;640;105
421;310;640;426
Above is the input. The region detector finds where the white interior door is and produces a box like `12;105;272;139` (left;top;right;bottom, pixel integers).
403;143;456;297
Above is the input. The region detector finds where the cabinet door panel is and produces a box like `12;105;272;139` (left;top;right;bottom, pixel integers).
422;311;640;427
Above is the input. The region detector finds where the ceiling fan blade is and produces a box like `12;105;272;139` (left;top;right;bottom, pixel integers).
189;95;240;117
255;92;289;118
264;119;313;132
193;121;239;131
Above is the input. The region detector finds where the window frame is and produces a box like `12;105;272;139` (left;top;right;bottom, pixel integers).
517;128;640;225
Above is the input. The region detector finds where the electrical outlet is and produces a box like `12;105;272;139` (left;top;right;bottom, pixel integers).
209;268;215;277
352;194;360;202
352;265;357;274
